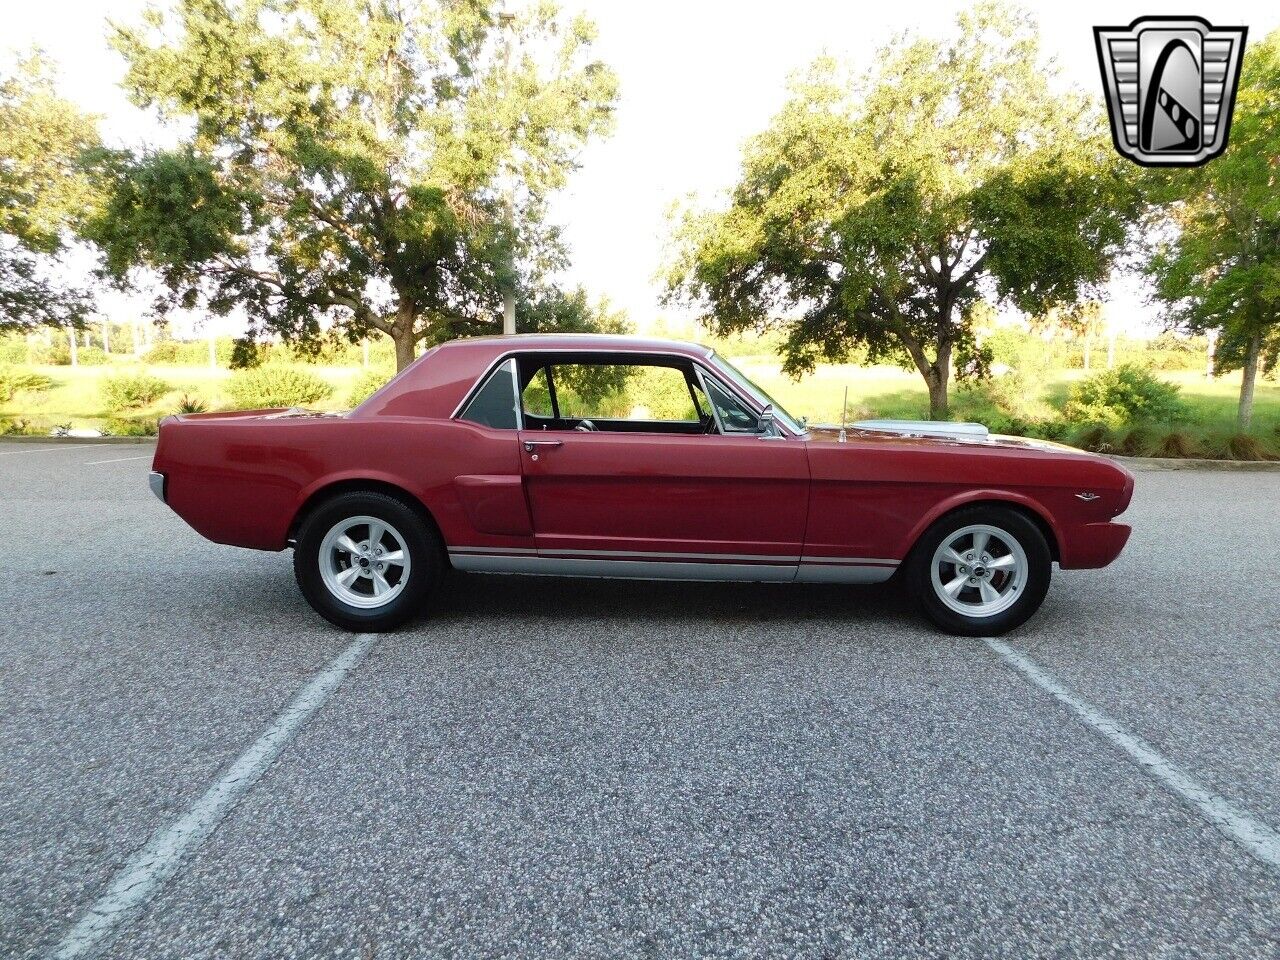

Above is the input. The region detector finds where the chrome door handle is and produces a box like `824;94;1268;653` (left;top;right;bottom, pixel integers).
523;439;563;453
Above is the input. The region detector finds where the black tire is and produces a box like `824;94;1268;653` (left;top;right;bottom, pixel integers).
293;490;443;632
906;505;1052;637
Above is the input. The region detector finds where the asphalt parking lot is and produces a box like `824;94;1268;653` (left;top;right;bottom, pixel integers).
2;441;1279;959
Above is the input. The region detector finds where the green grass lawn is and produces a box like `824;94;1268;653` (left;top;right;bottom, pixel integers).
737;362;1280;434
3;356;1278;453
0;362;365;429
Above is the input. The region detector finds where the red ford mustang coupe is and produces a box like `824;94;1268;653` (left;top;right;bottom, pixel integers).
149;334;1134;635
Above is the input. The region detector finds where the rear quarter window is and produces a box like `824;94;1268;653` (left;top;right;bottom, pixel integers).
459;360;519;430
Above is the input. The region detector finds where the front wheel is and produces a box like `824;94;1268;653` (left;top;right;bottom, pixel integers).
906;506;1052;636
293;491;442;631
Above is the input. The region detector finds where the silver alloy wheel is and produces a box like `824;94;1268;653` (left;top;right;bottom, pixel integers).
318;515;411;609
929;523;1029;618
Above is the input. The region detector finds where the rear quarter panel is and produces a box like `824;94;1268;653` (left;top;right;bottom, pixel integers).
152;415;527;552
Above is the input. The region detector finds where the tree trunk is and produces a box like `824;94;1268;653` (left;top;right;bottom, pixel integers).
1237;329;1261;431
393;329;417;372
67;325;78;367
925;366;949;420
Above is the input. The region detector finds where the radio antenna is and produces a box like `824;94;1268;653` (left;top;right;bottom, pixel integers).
839;385;848;443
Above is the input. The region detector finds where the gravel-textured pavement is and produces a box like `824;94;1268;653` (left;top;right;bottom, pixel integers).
2;442;1278;959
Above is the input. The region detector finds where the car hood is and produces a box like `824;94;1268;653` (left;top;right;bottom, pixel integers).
805;424;1092;457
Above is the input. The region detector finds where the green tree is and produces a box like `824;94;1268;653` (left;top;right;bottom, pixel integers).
0;53;100;332
87;0;618;371
1145;29;1280;430
665;3;1139;419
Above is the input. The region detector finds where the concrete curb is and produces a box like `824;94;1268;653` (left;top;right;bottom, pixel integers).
0;435;157;445
1109;454;1280;472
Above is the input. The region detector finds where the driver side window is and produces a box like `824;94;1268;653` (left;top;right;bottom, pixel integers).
517;356;710;434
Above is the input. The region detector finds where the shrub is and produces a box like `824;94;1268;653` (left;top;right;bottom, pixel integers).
951;372;1055;438
288;337;394;367
1217;433;1273;462
1117;426;1154;457
1071;424;1115;453
174;393;209;414
982;369;1034;413
1027;419;1070;442
26;335;107;365
0;417;39;435
0;367;53;402
145;338;238;366
1152;430;1202;459
105;416;159;437
32;339;72;365
0;338;28;364
142;341;184;364
1064;364;1187;427
227;366;333;409
101;373;171;412
347;367;394;407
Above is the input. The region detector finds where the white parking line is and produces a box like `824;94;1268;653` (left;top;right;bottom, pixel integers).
0;445;110;457
985;637;1280;875
85;456;151;465
47;634;380;960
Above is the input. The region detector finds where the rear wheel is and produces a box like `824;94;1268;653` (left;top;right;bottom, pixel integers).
907;506;1051;636
293;491;442;631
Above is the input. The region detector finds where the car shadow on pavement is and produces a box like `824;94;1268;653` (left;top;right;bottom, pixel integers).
438;571;918;628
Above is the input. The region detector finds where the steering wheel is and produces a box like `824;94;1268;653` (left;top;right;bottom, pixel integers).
575;419;598;432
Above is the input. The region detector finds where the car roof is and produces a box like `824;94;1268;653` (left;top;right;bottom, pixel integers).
433;333;714;358
354;333;717;421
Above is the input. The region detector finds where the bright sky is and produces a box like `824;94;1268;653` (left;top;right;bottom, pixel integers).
7;0;1279;338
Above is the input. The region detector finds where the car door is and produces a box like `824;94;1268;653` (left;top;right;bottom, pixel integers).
515;353;809;581
445;358;538;569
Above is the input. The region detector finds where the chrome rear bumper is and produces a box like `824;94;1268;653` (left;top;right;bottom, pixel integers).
148;471;166;503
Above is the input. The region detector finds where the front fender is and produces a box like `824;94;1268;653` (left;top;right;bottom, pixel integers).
895;488;1063;562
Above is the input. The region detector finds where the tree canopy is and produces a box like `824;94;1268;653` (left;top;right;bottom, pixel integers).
664;2;1141;418
0;53;100;333
1145;28;1280;429
86;0;620;370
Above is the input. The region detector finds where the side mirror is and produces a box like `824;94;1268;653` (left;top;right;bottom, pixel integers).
756;404;774;434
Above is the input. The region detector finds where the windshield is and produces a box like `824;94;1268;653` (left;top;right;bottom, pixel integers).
707;353;806;435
